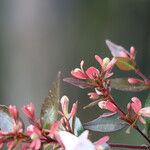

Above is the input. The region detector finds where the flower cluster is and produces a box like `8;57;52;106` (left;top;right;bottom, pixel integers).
63;40;150;149
57;96;110;150
1;40;150;150
0;96;109;150
71;55;116;102
0;103;59;150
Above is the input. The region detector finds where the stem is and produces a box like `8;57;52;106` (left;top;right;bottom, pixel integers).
135;69;150;84
136;127;150;143
108;95;126;116
109;95;150;144
99;78;150;143
109;143;150;149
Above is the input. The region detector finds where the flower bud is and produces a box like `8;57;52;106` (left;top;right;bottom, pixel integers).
102;57;110;68
60;96;69;117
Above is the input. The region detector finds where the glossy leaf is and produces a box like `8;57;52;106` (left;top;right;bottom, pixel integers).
0;105;14;132
40;72;60;129
145;94;150;137
111;78;149;92
63;77;93;89
83;112;126;132
115;57;136;71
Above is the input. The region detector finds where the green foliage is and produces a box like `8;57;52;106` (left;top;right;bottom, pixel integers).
115;57;136;71
0;105;14;132
69;117;84;136
40;72;61;129
111;78;149;92
83;112;126;132
63;77;93;89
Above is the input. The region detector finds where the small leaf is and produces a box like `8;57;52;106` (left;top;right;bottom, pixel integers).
40;72;61;129
83;112;126;132
111;78;149;92
116;57;136;71
83;99;101;109
0;105;14;132
145;94;150;137
63;77;93;89
69;117;84;136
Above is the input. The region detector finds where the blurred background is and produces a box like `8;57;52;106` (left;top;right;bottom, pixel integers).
0;0;150;149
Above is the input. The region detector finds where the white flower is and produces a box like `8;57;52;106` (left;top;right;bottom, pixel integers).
59;130;95;150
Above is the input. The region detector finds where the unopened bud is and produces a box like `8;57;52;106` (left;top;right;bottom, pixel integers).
128;78;143;85
60;96;69;117
130;46;136;59
102;57;110;67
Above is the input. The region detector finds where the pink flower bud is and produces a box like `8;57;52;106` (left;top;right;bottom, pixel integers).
95;55;103;66
128;78;143;85
130;46;136;59
60;96;69;117
48;121;59;138
70;103;77;118
98;100;118;113
71;60;88;80
8;105;18;121
105;101;118;113
30;139;41;150
71;69;88;79
130;97;142;114
22;102;35;121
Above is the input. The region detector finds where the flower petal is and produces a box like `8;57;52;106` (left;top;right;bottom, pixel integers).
95;136;110;145
71;69;88;79
131;97;142;113
139;107;150;117
86;67;99;79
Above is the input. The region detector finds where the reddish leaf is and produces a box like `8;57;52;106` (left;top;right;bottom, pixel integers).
111;78;149;92
63;77;93;89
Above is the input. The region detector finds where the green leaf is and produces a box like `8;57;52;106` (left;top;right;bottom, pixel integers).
116;57;136;71
83;99;101;109
83;112;126;132
63;77;93;89
69;117;84;136
145;94;150;137
40;72;61;129
0;105;14;132
111;78;149;92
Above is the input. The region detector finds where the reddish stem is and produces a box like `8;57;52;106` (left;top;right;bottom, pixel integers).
107;95;150;144
135;69;150;85
109;143;150;149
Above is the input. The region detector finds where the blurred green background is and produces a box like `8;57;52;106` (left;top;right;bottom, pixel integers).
0;0;150;149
